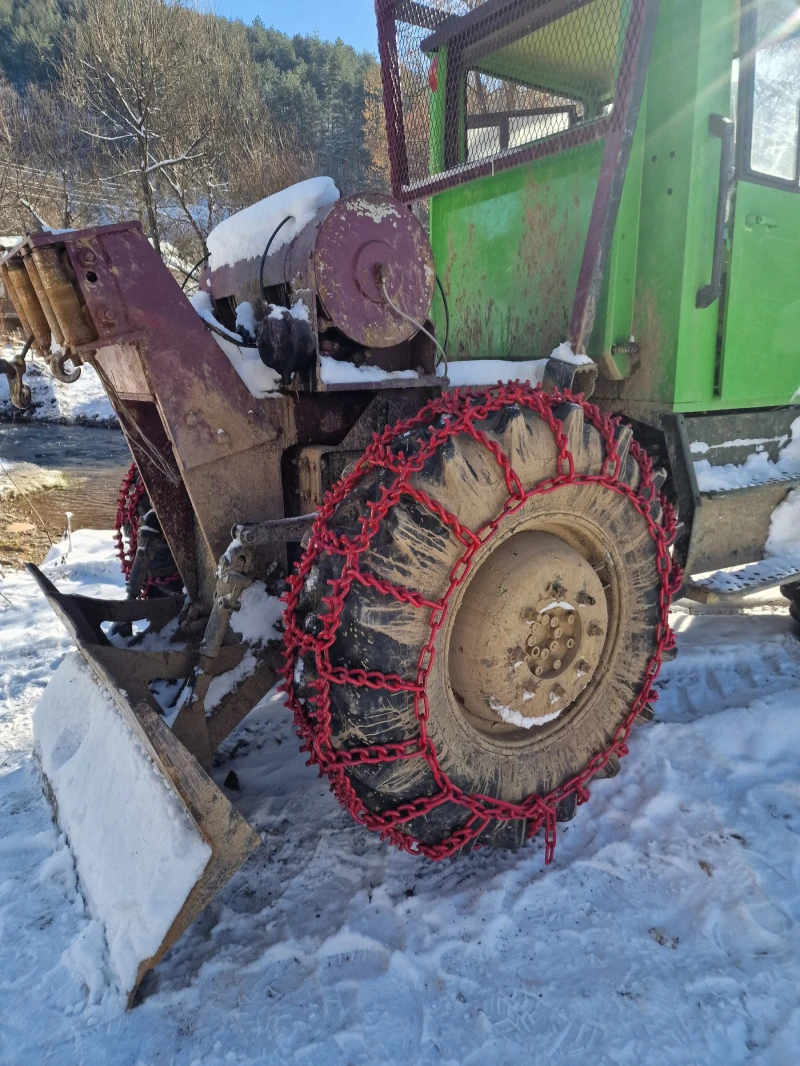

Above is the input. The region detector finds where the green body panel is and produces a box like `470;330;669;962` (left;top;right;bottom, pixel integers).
429;47;446;175
431;143;605;362
589;97;646;379
612;0;737;413
429;0;800;414
721;182;800;407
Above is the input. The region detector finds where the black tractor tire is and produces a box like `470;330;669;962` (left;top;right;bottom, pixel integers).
284;386;678;858
781;582;800;630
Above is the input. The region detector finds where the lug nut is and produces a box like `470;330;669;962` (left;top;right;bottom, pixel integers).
541;648;550;660
553;659;562;670
530;647;541;659
550;640;559;651
554;627;562;638
534;666;544;677
540;614;550;626
527;636;538;648
567;614;575;624
566;638;576;649
550;617;559;628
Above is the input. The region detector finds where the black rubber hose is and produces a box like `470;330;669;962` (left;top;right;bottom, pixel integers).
202;316;256;349
180;254;209;292
259;215;295;306
436;274;450;354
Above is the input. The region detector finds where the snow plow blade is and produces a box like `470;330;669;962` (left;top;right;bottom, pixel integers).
27;564;262;1007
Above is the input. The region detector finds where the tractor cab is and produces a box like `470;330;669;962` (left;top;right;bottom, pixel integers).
378;0;800;415
378;0;646;366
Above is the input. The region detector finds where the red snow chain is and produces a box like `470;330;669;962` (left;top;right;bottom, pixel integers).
282;384;683;863
113;462;180;596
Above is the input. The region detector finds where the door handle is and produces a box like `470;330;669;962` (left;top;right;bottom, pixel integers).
745;213;778;230
697;114;735;310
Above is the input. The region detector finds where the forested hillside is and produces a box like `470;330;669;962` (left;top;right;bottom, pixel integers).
0;0;389;266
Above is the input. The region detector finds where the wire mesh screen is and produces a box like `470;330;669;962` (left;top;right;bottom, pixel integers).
376;0;645;201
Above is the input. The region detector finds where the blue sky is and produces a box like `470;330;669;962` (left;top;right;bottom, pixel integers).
214;1;379;54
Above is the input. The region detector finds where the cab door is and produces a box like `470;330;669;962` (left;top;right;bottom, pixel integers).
721;0;800;407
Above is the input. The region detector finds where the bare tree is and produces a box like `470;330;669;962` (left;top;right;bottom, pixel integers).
363;64;391;192
23;87;121;230
155;10;311;259
0;77;17;231
0;77;56;233
59;0;315;264
61;0;209;257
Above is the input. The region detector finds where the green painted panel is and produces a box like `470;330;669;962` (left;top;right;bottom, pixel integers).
670;0;737;410
431;143;604;362
594;0;738;413
721;182;800;407
589;96;646;376
429;47;446;175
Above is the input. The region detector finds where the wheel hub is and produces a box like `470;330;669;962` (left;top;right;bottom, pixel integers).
448;531;609;733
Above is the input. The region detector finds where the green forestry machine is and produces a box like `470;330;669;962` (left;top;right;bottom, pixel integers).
2;0;799;1003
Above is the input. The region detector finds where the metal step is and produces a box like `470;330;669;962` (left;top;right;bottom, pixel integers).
685;556;800;604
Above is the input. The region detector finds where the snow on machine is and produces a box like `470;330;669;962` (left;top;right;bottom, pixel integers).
2;0;800;1004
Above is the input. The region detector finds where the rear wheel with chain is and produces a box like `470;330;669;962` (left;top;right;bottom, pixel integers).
115;463;181;598
283;385;680;859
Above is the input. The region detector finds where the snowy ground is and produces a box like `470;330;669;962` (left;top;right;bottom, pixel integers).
1;532;799;1065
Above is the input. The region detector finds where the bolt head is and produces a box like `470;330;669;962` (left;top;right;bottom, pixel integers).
553;659;562;670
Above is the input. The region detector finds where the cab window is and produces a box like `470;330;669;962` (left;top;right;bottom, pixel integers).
742;0;800;187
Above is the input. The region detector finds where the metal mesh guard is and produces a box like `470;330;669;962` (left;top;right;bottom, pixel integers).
376;0;643;202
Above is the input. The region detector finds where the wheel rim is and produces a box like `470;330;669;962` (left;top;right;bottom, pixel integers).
448;529;610;741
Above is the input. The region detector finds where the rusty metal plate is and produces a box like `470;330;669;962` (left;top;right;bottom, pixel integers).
686;478;800;575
